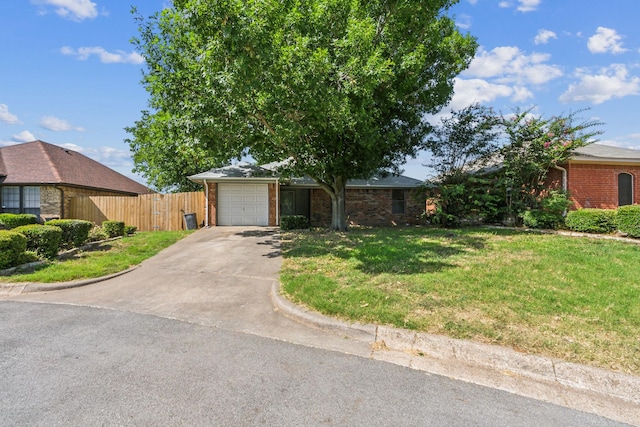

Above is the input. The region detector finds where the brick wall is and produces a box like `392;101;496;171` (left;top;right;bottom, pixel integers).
268;183;278;226
310;188;423;227
563;164;640;209
206;182;217;226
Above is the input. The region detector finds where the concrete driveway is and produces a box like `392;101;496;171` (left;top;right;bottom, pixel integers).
9;227;372;356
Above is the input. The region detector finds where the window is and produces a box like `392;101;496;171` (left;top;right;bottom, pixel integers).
1;186;41;216
392;189;405;214
618;173;633;206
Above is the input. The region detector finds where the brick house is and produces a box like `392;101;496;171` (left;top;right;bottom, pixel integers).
0;140;151;221
546;143;640;209
188;163;425;227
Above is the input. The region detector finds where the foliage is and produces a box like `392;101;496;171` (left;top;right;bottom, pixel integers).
615;205;640;237
280;215;310;231
521;191;572;230
87;226;109;242
423;103;501;180
424;176;503;227
46;219;94;249
12;224;62;259
124;225;138;235
0;230;28;269
0;213;38;229
102;221;125;238
128;0;478;230
565;209;617;234
500;109;602;216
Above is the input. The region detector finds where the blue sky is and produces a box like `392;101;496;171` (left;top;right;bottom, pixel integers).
1;0;639;184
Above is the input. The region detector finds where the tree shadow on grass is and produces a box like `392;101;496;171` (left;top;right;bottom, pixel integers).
282;228;491;275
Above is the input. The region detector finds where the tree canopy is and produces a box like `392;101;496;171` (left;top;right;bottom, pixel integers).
127;0;477;229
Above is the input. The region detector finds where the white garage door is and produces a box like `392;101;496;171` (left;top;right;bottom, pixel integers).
218;183;269;226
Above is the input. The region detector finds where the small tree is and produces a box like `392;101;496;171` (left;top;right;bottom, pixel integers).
500;109;602;218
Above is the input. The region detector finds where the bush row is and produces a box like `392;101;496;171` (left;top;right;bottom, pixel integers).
0;214;136;270
565;205;640;237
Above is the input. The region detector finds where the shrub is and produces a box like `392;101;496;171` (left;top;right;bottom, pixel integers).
12;224;63;259
281;215;310;231
522;209;563;229
615;205;640;237
102;221;125;238
0;230;27;269
0;213;38;229
87;226;108;242
124;225;137;235
46;219;94;249
565;209;617;234
18;250;41;265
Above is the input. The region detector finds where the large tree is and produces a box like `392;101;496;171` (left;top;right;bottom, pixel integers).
128;0;477;230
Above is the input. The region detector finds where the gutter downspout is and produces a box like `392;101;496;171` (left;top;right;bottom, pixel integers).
554;165;568;215
275;178;280;226
203;179;209;227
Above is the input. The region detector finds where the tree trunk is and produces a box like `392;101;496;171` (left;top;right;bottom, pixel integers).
329;179;347;231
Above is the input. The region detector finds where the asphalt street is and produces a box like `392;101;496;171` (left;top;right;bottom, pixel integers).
0;301;628;426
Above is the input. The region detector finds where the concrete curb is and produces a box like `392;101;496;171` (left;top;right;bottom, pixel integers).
0;265;139;294
271;281;640;416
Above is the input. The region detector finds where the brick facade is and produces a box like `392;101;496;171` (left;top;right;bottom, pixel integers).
206;182;217;226
309;188;423;227
268;183;278;226
547;163;640;209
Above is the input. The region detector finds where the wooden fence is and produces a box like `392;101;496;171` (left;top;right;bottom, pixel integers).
69;192;206;231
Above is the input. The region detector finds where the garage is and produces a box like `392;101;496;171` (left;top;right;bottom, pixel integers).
217;183;269;226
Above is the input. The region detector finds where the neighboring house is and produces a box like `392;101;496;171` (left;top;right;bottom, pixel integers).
547;143;640;209
188;162;425;227
0;140;151;221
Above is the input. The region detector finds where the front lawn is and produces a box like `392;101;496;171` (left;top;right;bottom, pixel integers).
280;227;640;375
0;231;192;283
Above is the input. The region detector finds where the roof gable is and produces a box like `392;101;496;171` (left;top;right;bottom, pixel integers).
0;140;151;194
571;144;640;162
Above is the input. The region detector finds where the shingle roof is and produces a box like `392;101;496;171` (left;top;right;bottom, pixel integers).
189;162;424;188
0;140;151;194
571;144;640;161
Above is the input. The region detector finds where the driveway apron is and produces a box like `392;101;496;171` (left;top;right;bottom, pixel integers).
9;227;371;356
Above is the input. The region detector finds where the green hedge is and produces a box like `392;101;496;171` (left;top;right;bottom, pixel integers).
616;205;640;237
280;215;310;231
565;209;617;234
522;210;563;229
46;219;94;249
0;230;27;269
12;224;62;259
102;221;125;238
0;213;38;229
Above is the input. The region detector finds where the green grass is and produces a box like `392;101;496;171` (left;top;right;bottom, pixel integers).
281;227;640;375
0;231;192;283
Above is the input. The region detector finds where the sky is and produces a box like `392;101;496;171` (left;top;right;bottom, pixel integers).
1;0;639;185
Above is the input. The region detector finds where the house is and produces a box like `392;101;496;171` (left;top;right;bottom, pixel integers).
0;140;151;221
188;162;425;227
547;143;640;209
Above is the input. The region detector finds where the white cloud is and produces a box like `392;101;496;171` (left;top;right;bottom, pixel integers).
12;130;36;142
587;27;627;54
40;115;85;132
456;14;472;30
60;46;144;64
534;29;557;45
447;78;532;111
0;104;19;124
32;0;98;21
559;64;640;104
499;1;511;8
517;0;541;12
464;46;563;85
